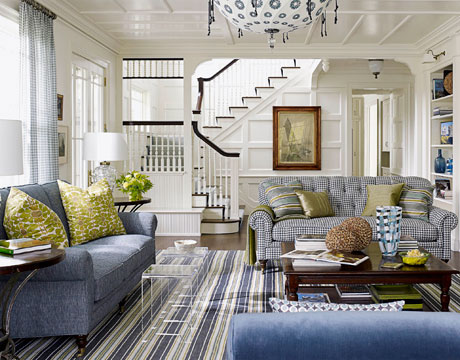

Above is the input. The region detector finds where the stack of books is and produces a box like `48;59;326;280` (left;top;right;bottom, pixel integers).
336;284;372;299
370;284;423;311
0;238;51;255
295;234;327;251
433;107;453;117
282;248;369;269
398;236;419;251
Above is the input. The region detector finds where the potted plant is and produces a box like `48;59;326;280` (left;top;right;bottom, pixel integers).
116;171;153;201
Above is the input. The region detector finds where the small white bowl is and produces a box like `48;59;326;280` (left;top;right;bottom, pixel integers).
174;240;197;253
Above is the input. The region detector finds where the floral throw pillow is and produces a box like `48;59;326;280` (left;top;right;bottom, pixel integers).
58;179;126;245
269;298;404;312
4;187;69;248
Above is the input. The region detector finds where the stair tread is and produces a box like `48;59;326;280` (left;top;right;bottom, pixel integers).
206;205;225;209
281;66;301;69
216;116;235;119
229;106;249;109
202;218;240;224
242;96;262;99
268;76;288;79
192;193;208;196
203;125;222;128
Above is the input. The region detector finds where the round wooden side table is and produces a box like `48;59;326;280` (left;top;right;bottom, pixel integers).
114;197;151;212
0;248;65;359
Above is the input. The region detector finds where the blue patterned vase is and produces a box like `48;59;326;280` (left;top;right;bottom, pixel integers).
376;206;402;257
434;149;446;173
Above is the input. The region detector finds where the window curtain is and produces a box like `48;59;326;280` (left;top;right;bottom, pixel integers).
19;0;58;184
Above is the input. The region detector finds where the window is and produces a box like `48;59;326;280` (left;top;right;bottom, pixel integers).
72;55;105;188
0;14;23;187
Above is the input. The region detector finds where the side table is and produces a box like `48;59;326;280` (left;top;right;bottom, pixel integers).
113;197;151;212
0;249;65;359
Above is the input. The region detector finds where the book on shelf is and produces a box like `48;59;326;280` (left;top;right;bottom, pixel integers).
432;107;453;116
0;238;49;249
370;284;423;311
297;292;330;303
335;284;372;298
0;243;51;255
283;249;369;266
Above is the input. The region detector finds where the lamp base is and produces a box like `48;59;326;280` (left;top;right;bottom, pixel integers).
92;163;117;190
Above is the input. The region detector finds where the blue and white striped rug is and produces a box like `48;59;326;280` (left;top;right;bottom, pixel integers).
14;250;458;359
15;251;284;360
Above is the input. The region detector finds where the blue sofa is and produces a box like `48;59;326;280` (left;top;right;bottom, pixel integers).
0;181;157;356
226;312;460;360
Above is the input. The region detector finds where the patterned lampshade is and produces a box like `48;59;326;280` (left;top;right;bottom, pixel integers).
0;119;23;175
214;0;334;35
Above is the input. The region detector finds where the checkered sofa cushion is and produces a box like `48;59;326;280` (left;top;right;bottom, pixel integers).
258;176;433;217
272;217;438;243
250;176;457;261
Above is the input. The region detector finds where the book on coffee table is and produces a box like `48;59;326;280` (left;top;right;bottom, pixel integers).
281;249;369;266
370;284;423;311
295;234;327;251
336;284;372;298
297;292;331;303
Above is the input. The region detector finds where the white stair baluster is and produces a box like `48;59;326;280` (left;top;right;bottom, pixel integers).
219;155;223;205
213;151;217;207
225;156;229;218
202;142;207;192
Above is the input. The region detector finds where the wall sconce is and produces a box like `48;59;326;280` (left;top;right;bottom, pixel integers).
422;50;446;64
368;59;384;79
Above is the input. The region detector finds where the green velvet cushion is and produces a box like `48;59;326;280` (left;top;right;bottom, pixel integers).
262;180;303;218
295;190;335;218
361;183;405;216
398;186;434;222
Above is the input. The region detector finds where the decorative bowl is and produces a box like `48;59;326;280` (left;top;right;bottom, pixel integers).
400;252;430;266
174;240;197;253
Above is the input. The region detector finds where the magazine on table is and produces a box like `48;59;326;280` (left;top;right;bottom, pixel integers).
282;249;369;266
297;292;331;303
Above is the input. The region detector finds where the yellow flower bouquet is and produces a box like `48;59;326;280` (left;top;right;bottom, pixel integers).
116;171;153;201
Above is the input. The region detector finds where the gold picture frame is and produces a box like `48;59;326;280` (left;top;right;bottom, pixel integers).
273;106;321;170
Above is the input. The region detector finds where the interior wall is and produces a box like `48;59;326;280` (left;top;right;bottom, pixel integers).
209;60;413;212
55;20;118;183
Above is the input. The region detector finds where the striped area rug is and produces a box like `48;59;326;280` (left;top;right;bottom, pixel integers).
15;251;284;360
13;250;460;359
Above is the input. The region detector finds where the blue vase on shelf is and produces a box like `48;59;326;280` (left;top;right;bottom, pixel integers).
447;158;453;175
434;149;446;174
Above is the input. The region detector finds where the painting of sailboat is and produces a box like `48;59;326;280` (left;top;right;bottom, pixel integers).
273;106;321;170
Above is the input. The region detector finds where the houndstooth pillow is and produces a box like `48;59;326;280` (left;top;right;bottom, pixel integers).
269;298;405;312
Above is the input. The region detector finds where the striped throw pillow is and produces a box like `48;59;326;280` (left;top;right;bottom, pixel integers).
262;180;303;218
399;186;434;222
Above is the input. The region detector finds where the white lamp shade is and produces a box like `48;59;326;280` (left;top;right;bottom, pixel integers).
423;53;436;64
0;119;23;175
368;59;384;74
83;132;128;162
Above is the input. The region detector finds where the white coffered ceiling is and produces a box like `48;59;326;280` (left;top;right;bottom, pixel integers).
52;0;460;51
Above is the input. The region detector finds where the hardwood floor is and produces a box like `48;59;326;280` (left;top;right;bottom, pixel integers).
155;216;247;251
156;215;460;272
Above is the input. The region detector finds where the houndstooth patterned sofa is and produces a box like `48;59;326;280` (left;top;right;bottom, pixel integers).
249;176;458;270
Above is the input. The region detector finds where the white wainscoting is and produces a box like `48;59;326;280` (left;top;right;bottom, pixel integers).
141;172;185;209
140;208;203;236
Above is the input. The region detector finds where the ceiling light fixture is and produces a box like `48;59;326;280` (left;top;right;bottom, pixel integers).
368;59;384;79
208;0;339;48
422;50;446;64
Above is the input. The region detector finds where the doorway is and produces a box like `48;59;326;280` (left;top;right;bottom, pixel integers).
352;89;405;177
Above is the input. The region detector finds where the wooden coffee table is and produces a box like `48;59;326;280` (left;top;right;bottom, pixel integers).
281;242;459;311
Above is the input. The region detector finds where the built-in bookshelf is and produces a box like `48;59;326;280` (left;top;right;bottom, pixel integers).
430;64;454;208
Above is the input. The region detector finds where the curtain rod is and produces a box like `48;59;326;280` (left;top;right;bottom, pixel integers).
22;0;57;20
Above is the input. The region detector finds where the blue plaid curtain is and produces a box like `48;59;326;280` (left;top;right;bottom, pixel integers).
19;0;58;183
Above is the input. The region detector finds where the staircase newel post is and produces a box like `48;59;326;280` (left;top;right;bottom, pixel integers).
230;157;239;219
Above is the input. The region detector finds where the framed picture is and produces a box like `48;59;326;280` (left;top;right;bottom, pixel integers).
57;94;63;121
58;126;68;164
433;79;446;99
441;121;453;144
435;178;452;199
273;106;321;170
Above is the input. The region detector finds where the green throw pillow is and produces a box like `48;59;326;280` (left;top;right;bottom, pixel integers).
3;187;69;248
295;190;335;218
361;183;405;216
262;180;303;218
398;186;433;222
58;179;126;245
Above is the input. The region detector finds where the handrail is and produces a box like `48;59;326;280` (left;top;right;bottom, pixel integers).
192;121;239;158
123;121;184;126
193;59;239;115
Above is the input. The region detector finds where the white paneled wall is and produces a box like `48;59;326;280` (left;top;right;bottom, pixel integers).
210;60;413;213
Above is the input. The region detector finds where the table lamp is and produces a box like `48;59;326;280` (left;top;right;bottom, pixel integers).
0;119;23;204
83;132;128;189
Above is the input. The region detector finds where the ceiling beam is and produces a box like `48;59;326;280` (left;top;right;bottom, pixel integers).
304;18;320;45
378;15;412;45
341;15;364;45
